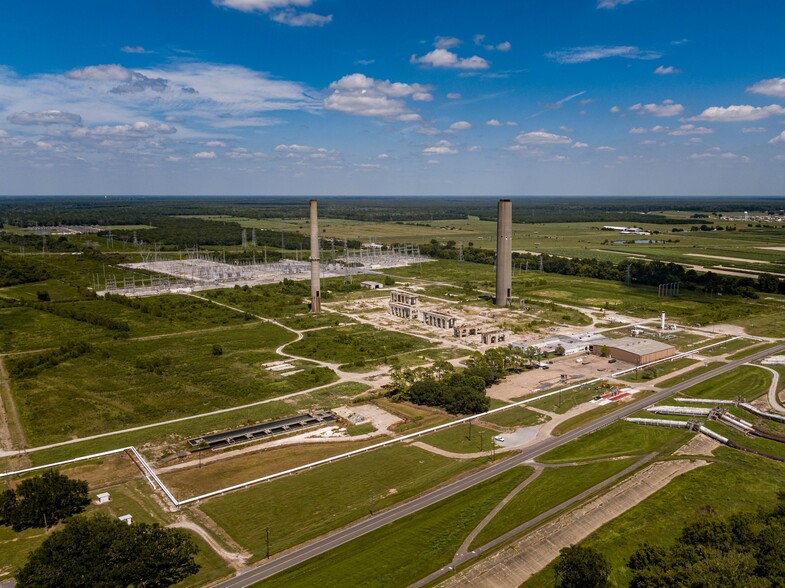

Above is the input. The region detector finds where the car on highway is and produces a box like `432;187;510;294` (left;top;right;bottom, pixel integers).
493;435;505;443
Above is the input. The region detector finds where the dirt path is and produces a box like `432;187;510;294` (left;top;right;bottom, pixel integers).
0;356;25;451
751;363;784;413
436;458;708;588
169;519;249;568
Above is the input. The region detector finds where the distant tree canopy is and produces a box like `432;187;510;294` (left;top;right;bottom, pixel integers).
0;470;89;531
16;514;200;588
627;493;785;587
0;253;49;287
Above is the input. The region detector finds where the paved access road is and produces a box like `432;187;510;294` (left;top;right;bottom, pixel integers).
214;342;785;588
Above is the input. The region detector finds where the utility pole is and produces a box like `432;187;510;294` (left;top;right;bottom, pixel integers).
265;527;270;559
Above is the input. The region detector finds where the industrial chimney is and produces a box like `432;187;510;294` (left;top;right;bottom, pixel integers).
309;200;321;314
496;199;512;306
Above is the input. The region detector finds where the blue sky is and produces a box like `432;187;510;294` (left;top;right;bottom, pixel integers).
1;0;784;196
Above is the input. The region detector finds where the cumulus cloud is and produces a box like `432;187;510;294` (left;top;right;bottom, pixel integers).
446;92;462;100
668;124;713;136
486;119;502;126
66;64;131;81
410;49;490;70
514;130;572;145
204;140;227;148
546;45;660;64
769;131;785;144
654;65;680;75
691;104;785;122
412;92;433;102
609;106;621;113
213;0;331;27
629;99;684;117
597;0;634;8
7;110;82;126
121;45;149;54
433;36;462;49
323;73;431;120
274;144;327;153
423;140;458;155
270;10;331;26
109;71;168;94
193;151;217;159
595;145;616;151
473;34;511;51
449;121;472;131
747;78;785;98
71;121;177;138
572;142;589;148
690;151;740;160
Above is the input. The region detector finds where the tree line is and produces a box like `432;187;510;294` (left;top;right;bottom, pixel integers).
418;239;784;297
0;253;49;287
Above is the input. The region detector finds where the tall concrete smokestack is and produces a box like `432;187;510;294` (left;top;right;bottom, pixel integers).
496;199;512;306
309;199;321;314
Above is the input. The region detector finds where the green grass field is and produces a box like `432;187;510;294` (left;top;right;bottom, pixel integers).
200;444;483;561
469;458;638;549
285;324;433;364
524;450;785;587
619;357;697;383
656;361;725;388
9;322;338;445
677;365;771;401
418;421;499;454
701;337;758;356
537;421;692;464
481;406;546;428
258;466;532;588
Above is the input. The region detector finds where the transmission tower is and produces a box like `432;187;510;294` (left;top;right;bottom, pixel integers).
458;242;464;262
241;229;248;250
625;265;632;287
251;228;257;248
538;255;544;272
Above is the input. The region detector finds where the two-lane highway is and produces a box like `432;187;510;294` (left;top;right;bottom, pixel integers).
214;342;785;588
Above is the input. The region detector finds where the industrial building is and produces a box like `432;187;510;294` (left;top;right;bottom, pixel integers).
589;336;676;364
512;333;603;356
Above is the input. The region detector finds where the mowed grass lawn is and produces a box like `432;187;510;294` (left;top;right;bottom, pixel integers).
10;322;337;444
677;364;771;401
523;450;785;588
260;467;532;588
469;457;638;549
285;324;434;364
200;444;483;561
537;421;692;464
419;422;500;453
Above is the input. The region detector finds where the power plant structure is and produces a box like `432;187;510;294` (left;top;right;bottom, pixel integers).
309;199;321;314
495;199;512;306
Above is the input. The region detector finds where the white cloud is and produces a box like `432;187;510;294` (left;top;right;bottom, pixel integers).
412;92;433;102
213;0;331;26
654;65;680;75
668;124;713;136
769;131;785;144
271;10;331;26
691;104;785;122
514;130;572;145
121;46;148;54
423;140;458;155
690;151;739;160
595;145;616;151
546;45;660;64
494;41;512;52
446;92;461;100
274;143;323;152
193;151;217;159
597;0;634;8
70;121;177;138
572;141;589;148
416;126;440;136
410;49;490;70
449;121;472;131
7;110;82;126
433;36;462;50
742;127;766;133
486;119;501;126
609;106;621;113
66;64;131;81
629;127;647;134
377;153;389;159
629;100;684;117
468;145;481;152
747;78;785;98
323;73;431;120
165;155;184;162
204;140;227;148
505;121;518;126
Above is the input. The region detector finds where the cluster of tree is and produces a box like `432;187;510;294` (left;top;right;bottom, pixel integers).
0;233;79;253
387;346;543;415
22;300;131;333
16;514;200;587
418;240;784;298
0;471;89;532
627;496;785;587
11;196;785;228
0;253;49;287
7;341;93;378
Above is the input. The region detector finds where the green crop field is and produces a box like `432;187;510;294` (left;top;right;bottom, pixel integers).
259;466;532;588
200;444;483;561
